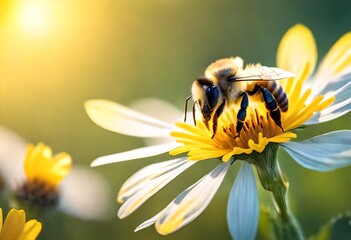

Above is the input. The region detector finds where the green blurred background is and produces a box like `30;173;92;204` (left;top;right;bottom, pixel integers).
0;0;350;239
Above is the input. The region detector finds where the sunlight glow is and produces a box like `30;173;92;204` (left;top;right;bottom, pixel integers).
19;1;50;34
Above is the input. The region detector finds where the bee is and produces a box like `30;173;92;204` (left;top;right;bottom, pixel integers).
184;57;295;138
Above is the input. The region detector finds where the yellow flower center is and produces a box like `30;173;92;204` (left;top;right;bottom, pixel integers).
170;64;335;162
15;178;59;209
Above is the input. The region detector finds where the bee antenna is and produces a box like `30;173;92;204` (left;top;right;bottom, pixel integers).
184;95;192;122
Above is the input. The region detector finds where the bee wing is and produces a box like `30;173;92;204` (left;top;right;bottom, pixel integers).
235;66;295;81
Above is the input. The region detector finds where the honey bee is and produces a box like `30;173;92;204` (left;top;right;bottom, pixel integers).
184;57;295;138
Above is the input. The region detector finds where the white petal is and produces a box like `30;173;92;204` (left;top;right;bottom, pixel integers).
311;68;351;98
130;98;197;146
0;126;26;189
91;142;180;167
85;99;172;138
305;76;351;125
313;71;351;97
134;213;161;232
153;161;231;235
118;160;185;203
118;158;195;219
227;162;259;240
142;136;175;146
306;100;351;125
117;158;192;202
325;78;351;106
306;71;351;124
118;160;186;203
312;31;351;93
282;130;351;171
59;166;113;221
130;98;183;124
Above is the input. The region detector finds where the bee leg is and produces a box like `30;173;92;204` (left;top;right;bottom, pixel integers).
235;92;249;138
246;83;260;95
184;95;192;122
260;87;284;132
204;119;210;129
192;100;197;126
211;100;226;139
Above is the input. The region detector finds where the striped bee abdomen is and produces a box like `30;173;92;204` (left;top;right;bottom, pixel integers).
259;81;288;112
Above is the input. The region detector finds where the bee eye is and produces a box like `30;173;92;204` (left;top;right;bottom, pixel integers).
205;86;219;110
227;75;236;82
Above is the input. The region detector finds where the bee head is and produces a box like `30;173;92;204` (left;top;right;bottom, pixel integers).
191;77;220;121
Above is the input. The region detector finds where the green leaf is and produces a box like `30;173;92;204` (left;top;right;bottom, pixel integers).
310;212;351;240
257;205;275;240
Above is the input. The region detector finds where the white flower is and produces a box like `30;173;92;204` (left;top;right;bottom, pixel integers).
85;24;351;239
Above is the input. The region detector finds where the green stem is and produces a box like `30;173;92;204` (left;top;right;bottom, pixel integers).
239;143;304;240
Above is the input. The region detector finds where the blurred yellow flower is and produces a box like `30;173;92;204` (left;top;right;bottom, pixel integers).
0;127;112;221
24;143;72;187
0;208;41;240
15;143;71;209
